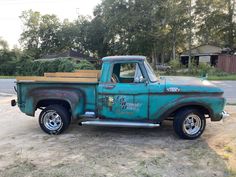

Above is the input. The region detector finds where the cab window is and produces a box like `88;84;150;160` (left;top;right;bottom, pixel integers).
111;63;144;83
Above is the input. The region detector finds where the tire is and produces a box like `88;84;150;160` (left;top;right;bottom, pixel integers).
173;108;206;140
39;105;71;134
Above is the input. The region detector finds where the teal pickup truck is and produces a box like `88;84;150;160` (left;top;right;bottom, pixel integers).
12;56;228;139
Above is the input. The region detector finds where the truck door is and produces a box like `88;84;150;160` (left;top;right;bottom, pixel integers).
98;61;149;121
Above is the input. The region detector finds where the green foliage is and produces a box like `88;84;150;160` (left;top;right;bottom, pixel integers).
169;59;181;71
1;0;236;77
163;60;231;79
76;60;95;70
17;58;77;76
0;48;20;75
0;37;9;50
18;0;236;63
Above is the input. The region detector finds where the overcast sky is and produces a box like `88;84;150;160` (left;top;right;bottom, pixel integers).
0;0;101;48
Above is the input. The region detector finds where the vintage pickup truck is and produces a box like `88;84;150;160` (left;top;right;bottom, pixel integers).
12;56;228;139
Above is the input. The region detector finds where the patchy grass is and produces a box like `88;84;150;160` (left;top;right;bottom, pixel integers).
227;168;236;177
0;159;37;177
222;154;230;161
227;103;236;106
157;68;236;81
0;76;15;79
224;146;233;153
208;74;236;81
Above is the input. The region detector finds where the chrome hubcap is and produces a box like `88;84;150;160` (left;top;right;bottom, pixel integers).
183;114;202;135
43;111;62;131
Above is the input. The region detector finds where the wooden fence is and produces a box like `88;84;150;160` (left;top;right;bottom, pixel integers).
217;55;236;73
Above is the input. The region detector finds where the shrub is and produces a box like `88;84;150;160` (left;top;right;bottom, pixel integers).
17;58;78;76
76;60;95;70
169;59;181;70
0;60;17;75
165;59;182;75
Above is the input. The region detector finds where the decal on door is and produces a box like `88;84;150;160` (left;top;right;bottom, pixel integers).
107;96;142;111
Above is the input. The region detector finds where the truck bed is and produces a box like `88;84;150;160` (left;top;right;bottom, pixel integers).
16;70;100;83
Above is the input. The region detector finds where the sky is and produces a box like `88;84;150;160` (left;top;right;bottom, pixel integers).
0;0;101;48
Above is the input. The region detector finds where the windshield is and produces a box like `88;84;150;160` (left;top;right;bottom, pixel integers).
144;60;158;82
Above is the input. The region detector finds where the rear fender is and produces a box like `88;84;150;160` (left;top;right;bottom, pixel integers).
26;87;85;118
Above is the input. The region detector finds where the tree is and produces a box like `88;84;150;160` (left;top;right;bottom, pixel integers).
0;37;9;50
226;0;236;49
20;10;69;58
39;14;61;55
56;19;78;52
92;0;190;65
20;10;41;58
194;0;235;49
18;0;235;65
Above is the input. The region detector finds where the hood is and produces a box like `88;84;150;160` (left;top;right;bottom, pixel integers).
162;76;223;94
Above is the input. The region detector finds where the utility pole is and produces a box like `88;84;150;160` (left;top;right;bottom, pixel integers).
188;0;192;68
76;8;80;18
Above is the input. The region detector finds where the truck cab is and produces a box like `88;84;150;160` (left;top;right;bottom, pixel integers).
12;55;228;139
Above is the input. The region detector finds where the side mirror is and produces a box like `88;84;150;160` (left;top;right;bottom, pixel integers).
134;76;147;84
139;77;146;83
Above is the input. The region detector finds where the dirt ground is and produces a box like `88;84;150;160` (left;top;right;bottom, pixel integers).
0;96;235;177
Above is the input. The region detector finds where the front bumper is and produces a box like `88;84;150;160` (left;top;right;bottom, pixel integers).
221;111;230;119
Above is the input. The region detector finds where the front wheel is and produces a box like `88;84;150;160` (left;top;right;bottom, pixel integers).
39;105;71;134
173;109;206;140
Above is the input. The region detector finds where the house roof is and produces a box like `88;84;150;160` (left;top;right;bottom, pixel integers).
38;50;97;61
181;44;222;56
102;55;146;62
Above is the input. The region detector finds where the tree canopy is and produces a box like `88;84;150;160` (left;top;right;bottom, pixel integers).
0;0;232;67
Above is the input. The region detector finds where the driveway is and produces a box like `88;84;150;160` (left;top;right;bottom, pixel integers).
211;81;236;104
0;96;235;177
0;79;16;95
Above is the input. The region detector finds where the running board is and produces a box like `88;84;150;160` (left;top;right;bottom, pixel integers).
80;120;160;128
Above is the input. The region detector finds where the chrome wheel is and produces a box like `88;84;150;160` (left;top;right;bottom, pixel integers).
183;114;202;135
43;110;63;131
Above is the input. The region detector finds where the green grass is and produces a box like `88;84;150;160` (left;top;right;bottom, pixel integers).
207;75;236;80
157;71;236;81
0;76;16;79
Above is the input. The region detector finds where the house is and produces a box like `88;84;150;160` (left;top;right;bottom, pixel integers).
180;44;222;66
36;50;99;65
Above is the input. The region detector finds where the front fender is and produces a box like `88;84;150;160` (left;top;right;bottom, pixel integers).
155;95;225;122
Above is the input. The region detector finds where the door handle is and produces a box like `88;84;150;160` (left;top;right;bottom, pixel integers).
103;85;115;89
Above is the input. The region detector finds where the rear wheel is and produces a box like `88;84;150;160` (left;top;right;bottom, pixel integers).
39;105;71;134
173;109;206;140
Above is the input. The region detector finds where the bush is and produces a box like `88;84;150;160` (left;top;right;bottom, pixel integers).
76;60;95;70
0;60;17;75
0;53;97;76
165;59;182;75
169;59;181;70
163;59;229;78
185;62;229;77
17;58;78;76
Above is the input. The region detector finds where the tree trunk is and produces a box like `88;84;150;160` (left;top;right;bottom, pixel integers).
161;51;164;64
188;0;192;68
172;30;176;60
152;45;157;69
227;0;235;49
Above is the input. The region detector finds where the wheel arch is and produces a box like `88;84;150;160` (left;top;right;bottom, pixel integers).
158;102;213;122
36;99;72;111
28;87;84;118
